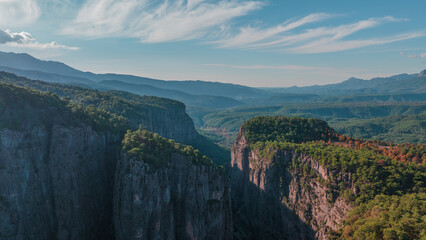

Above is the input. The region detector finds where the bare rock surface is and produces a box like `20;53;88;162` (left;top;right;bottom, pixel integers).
114;153;233;240
231;131;352;240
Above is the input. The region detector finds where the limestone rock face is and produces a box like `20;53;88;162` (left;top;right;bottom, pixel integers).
114;153;233;240
231;131;352;240
128;101;198;145
0;125;120;240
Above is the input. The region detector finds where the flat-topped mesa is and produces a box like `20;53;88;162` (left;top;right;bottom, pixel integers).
114;129;233;240
241;116;337;144
231;116;424;240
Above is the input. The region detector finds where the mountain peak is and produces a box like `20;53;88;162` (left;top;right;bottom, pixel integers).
344;77;364;83
417;70;426;77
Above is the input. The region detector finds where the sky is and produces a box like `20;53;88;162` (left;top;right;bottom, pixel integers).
0;0;425;87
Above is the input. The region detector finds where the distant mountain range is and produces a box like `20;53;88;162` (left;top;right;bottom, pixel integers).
0;51;425;109
261;72;425;95
0;51;267;99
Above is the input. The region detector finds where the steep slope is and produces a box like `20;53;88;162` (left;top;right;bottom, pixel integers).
0;65;96;85
231;117;349;239
114;129;233;240
0;83;127;240
0;51;94;80
0;83;233;240
0;71;196;144
0;71;230;164
231;116;425;240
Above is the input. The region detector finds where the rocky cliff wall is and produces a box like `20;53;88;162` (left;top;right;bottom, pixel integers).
140;105;197;144
114;152;232;240
0;125;120;240
231;131;352;240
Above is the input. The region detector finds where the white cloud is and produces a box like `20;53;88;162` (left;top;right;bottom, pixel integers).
63;0;264;43
289;32;425;54
212;13;333;48
0;28;79;50
400;52;426;59
213;15;425;53
0;0;41;27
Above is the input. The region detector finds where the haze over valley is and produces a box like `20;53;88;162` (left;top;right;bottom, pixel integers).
0;1;425;240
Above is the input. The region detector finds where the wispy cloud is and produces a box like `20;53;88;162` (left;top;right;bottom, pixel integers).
213;15;425;53
211;13;334;48
63;0;264;42
0;28;79;50
290;32;424;54
0;0;40;27
400;51;426;58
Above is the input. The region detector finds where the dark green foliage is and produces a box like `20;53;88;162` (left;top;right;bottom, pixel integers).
0;71;230;165
0;83;128;132
253;140;425;205
242;116;336;144
244;116;426;240
339;193;425;240
198;102;426;146
0;71;186;128
122;129;214;168
333;114;426;144
247;93;426;106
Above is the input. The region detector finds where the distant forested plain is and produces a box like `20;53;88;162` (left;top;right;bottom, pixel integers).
192;102;426;147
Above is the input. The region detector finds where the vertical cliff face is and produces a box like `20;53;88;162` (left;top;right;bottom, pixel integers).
0;83;231;240
114;130;233;240
0;84;126;240
0;125;120;240
141;103;197;144
114;154;232;240
231;131;352;240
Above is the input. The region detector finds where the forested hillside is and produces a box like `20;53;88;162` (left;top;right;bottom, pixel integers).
0;71;230;165
232;116;425;239
198;102;426;146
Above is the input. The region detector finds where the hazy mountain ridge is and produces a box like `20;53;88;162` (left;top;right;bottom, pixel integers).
261;72;425;95
1;51;424;106
0;51;269;100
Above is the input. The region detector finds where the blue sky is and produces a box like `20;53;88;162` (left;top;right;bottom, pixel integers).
0;0;425;87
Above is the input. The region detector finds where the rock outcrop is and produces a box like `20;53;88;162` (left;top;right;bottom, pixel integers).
0;125;120;240
0;83;211;240
138;101;197;144
231;130;352;240
114;130;232;240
